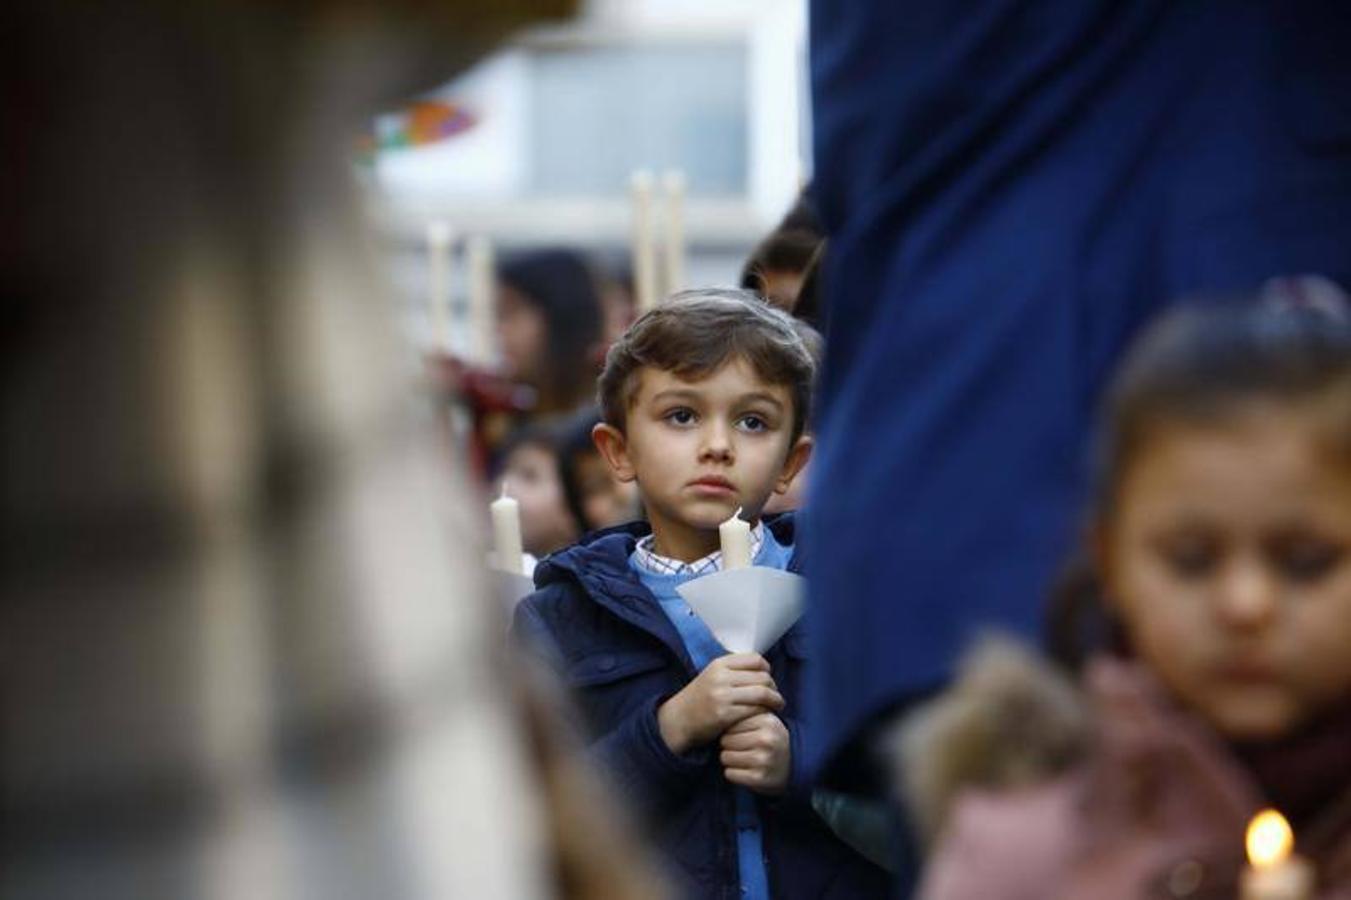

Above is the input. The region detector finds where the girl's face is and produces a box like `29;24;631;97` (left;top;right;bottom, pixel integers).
1101;406;1351;741
502;442;578;556
495;283;545;383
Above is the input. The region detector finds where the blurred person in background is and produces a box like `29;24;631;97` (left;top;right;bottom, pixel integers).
496;248;608;418
908;299;1351;898
556;408;643;536
496;424;583;561
740;195;824;315
1;2;668;899
596;258;639;349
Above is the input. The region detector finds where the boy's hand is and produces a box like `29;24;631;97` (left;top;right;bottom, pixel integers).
658;653;784;755
719;712;790;795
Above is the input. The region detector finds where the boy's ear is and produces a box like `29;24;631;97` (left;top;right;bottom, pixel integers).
773;434;813;494
591;423;637;483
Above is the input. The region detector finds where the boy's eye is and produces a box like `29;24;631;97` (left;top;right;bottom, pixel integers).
736;414;769;433
664;408;696;426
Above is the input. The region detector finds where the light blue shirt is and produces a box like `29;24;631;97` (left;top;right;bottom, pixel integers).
630;526;794;899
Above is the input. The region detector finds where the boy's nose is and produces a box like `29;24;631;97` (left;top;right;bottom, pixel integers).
698;423;734;463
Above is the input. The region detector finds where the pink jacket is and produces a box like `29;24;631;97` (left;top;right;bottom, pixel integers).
916;657;1351;900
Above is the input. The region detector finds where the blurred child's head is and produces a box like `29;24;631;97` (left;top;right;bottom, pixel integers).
740;227;822;313
496;248;604;411
557;407;642;533
497;424;581;556
1079;297;1351;741
740;193;823;314
592;289;816;557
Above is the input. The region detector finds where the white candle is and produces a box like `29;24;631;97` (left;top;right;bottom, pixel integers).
426;221;454;351
466;235;496;366
719;507;752;570
630;170;658;314
491;484;524;575
1241;809;1314;900
661;169;686;297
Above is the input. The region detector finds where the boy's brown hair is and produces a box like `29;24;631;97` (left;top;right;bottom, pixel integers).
597;288;819;441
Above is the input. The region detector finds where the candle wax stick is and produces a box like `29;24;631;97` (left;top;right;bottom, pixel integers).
490;485;524;575
719;508;752;570
466;235;496;366
630;170;658;314
661;169;686;297
426;221;454;351
1240;863;1314;900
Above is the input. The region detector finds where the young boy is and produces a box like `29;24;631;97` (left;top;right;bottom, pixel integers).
512;289;890;899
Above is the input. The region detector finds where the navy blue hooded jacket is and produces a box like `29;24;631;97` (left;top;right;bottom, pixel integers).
512;515;891;900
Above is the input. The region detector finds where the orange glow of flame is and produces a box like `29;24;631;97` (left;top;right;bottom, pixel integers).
1246;808;1294;869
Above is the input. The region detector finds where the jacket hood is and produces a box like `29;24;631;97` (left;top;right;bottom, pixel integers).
887;636;1091;846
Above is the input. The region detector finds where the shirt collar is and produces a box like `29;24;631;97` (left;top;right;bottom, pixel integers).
632;521;765;577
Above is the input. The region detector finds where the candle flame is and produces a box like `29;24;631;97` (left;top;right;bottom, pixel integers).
734;506;743;521
500;481;510;500
1246;808;1294;869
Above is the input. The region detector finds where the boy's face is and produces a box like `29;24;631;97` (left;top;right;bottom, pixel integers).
593;356;811;561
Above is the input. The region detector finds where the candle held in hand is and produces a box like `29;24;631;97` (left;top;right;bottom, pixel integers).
1241;809;1314;900
719;507;752;570
491;484;524;575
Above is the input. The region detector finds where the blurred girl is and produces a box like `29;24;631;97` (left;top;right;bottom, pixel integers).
903;298;1351;899
496;248;605;416
497;423;582;558
556;407;641;534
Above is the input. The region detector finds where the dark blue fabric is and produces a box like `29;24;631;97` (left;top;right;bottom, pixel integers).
512;514;891;900
805;0;1351;784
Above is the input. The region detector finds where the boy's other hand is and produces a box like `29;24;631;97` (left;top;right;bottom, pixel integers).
658;653;784;755
720;712;790;795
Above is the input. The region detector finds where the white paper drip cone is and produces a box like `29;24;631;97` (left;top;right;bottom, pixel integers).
676;567;805;653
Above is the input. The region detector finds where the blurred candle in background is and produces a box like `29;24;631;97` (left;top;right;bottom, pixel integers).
661;169;686;297
630;169;658;314
426;220;454;351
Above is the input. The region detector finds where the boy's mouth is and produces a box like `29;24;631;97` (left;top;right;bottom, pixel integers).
688;475;736;495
